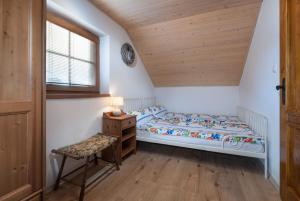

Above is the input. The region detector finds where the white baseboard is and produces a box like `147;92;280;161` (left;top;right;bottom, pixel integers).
269;175;280;191
257;158;279;191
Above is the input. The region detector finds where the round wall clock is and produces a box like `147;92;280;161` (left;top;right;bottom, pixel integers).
121;43;136;66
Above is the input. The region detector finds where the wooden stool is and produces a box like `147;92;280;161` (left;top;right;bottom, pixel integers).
52;133;120;201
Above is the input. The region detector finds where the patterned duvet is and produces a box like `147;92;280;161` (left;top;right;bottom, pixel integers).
137;112;264;145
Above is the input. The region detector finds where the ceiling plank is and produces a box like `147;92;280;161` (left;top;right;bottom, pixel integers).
128;3;261;86
91;0;261;29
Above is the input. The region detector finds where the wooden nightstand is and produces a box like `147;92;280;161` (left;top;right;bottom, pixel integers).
102;112;136;164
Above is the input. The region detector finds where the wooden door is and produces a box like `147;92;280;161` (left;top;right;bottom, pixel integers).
280;0;300;200
0;0;44;200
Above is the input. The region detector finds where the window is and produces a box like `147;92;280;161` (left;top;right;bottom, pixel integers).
46;13;104;99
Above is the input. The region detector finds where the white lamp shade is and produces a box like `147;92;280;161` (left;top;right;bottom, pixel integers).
111;97;124;106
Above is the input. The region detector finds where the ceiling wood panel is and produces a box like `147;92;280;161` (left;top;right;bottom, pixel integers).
91;0;261;29
91;0;262;86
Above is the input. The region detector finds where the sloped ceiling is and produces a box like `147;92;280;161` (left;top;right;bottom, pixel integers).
91;0;262;87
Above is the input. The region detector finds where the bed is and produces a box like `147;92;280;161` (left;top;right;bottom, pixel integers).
123;97;268;178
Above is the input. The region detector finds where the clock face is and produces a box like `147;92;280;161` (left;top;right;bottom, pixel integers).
121;43;136;66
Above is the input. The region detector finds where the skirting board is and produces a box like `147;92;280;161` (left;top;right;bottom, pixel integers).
269;175;280;192
258;159;279;191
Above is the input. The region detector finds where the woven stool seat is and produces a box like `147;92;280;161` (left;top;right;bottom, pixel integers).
52;133;117;159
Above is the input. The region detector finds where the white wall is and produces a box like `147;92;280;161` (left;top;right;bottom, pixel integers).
46;0;154;188
239;0;280;184
155;87;239;115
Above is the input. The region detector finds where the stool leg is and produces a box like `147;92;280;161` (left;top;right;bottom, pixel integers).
54;155;67;191
112;144;120;171
94;153;98;165
79;156;90;201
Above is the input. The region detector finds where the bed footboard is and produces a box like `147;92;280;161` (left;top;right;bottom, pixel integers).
237;106;268;178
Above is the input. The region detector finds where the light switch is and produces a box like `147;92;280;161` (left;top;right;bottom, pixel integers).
272;64;278;74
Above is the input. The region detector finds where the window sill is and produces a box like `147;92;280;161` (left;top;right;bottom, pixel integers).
46;92;110;99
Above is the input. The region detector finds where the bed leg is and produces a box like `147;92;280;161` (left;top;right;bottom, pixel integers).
264;157;268;179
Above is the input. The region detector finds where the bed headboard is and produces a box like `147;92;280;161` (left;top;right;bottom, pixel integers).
237;106;268;140
122;97;156;112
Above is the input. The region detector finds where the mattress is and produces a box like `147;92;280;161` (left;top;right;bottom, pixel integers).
136;112;265;153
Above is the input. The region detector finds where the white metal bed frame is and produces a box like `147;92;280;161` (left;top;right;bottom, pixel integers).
123;97;268;178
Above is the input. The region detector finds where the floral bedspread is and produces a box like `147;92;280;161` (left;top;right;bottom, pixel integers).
138;112;264;145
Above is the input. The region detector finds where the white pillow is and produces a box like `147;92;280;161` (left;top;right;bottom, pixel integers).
127;110;154;122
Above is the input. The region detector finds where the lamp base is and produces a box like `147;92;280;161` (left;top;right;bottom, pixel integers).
112;109;122;116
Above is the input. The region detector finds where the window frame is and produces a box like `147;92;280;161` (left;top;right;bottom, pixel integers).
46;12;105;99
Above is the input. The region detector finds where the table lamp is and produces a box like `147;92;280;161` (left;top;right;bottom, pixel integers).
111;96;124;116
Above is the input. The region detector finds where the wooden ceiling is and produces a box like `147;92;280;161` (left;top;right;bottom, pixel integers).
91;0;262;86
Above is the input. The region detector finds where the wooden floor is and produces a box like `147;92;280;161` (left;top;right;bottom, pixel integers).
46;142;280;201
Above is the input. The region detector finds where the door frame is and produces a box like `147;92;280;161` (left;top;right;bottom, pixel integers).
280;0;300;200
280;0;288;199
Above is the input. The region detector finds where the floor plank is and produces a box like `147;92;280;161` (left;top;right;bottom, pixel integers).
46;142;281;201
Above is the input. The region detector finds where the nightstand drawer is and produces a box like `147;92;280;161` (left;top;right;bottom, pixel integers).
103;120;121;135
121;117;136;129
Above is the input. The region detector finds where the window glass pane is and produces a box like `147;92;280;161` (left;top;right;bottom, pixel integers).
70;59;96;86
46;21;69;55
46;20;97;88
46;52;69;85
70;32;96;62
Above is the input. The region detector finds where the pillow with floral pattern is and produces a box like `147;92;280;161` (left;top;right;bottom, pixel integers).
148;106;167;116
